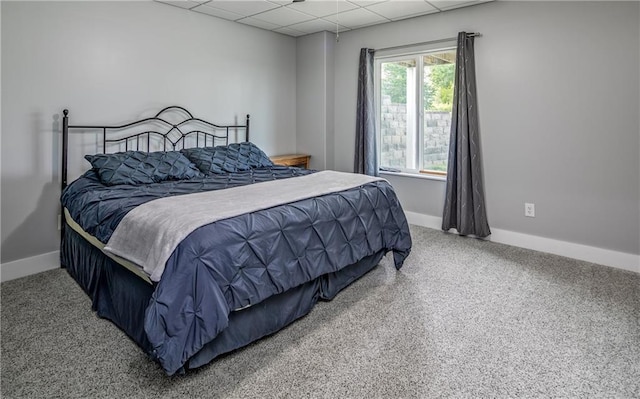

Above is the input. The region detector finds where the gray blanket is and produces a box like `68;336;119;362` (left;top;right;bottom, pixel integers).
104;170;384;282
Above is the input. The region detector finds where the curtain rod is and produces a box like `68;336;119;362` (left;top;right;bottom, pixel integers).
373;32;481;52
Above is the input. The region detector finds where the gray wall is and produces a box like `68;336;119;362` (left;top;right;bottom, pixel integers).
1;1;297;262
296;31;335;170
333;1;640;255
3;1;639;264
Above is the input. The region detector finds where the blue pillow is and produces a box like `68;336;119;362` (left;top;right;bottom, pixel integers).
85;151;203;186
181;142;273;175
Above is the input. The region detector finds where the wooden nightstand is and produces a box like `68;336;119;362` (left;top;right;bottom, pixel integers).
270;154;311;169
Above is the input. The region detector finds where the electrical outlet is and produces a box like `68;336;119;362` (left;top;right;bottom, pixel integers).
525;203;535;218
57;214;62;230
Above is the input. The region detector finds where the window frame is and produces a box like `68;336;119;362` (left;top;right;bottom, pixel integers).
375;43;457;177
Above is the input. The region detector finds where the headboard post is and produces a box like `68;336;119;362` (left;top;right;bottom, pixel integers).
62;109;69;191
60;109;69;246
246;114;250;142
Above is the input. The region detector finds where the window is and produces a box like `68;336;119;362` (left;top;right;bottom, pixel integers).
376;47;456;176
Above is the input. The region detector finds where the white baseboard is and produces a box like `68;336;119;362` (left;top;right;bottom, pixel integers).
404;211;640;274
405;211;443;230
1;251;60;282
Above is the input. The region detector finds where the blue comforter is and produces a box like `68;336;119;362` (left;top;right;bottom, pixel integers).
62;166;412;375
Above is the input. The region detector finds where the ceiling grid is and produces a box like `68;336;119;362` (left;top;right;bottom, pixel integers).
155;0;492;37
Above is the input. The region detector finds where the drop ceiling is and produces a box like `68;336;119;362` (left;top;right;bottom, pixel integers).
155;0;493;37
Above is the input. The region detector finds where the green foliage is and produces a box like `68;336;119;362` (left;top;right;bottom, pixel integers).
431;64;455;90
425;64;455;111
381;63;408;104
423;78;435;110
381;60;456;112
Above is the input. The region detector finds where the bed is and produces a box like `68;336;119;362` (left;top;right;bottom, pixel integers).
59;106;412;375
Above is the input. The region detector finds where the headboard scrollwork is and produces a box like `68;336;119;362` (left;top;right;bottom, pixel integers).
61;106;250;191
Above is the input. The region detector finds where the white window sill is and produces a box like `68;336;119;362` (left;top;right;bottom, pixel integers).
379;170;447;182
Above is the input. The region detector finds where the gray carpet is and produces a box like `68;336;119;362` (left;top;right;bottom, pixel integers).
2;225;639;398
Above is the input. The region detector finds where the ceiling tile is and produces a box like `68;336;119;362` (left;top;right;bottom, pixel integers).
366;1;438;21
427;0;478;11
156;0;209;10
236;17;281;30
325;26;351;35
347;0;387;6
287;18;349;34
287;0;358;18
252;6;316;26
322;7;389;29
206;1;280;16
273;26;307;37
192;4;244;20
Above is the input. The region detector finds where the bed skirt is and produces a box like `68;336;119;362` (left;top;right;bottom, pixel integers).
60;223;385;372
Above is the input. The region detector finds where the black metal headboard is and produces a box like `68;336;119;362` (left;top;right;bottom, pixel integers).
61;106;250;192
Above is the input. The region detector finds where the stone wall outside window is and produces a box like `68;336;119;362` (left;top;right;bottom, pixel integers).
380;95;451;170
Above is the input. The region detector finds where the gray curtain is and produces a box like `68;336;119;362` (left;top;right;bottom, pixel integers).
354;48;378;176
442;32;491;237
